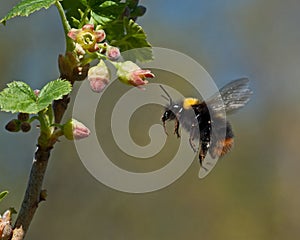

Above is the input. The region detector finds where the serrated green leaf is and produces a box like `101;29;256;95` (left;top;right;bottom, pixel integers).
0;191;8;202
91;11;111;26
61;0;123;28
102;18;153;61
91;1;127;25
37;80;72;110
0;81;38;113
0;80;72;114
0;0;57;24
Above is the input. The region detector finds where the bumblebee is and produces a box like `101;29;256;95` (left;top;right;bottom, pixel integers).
161;78;252;169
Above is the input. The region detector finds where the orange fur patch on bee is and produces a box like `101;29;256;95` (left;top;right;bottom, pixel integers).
210;138;234;158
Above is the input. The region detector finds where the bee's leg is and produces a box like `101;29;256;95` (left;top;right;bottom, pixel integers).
174;118;180;138
162;121;168;135
189;124;198;152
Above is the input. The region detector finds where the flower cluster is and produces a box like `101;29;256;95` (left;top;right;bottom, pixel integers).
67;24;155;92
5;112;31;133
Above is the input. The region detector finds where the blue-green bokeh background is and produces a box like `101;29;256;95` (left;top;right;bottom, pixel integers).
1;0;300;239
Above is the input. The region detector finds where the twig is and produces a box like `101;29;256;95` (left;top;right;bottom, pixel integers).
11;146;52;239
10;2;88;238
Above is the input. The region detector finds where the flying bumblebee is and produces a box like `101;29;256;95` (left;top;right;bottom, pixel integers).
160;78;253;171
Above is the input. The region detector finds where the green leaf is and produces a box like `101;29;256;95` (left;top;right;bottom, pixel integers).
0;191;8;202
92;5;153;61
91;1;126;25
102;18;153;61
0;80;72;114
61;0;122;28
0;0;57;25
0;81;38;113
37;79;72;110
88;0;121;9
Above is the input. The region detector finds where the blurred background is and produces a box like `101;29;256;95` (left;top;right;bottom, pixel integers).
1;0;300;239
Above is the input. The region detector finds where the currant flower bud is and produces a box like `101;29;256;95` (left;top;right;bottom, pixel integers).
5;119;20;132
114;61;155;89
34;89;40;97
20;122;31;132
17;113;29;122
68;24;106;53
106;46;121;61
63;119;90;140
88;60;110;93
0;209;12;239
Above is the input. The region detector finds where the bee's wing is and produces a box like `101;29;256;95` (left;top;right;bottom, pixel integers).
206;78;253;114
198;154;219;179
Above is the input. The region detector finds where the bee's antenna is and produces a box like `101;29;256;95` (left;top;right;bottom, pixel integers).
159;85;173;105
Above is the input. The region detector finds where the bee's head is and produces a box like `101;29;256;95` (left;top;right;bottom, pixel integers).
161;104;180;123
161;104;181;136
161;109;172;123
159;85;181;135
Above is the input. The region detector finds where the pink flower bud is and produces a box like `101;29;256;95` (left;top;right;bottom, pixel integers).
88;60;110;93
1;210;11;222
115;61;155;89
34;89;40;96
0;209;12;238
63;119;90;140
106;46;121;61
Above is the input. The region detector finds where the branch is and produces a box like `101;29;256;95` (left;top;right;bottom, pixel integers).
9;3;92;238
53;94;70;124
11;146;52;239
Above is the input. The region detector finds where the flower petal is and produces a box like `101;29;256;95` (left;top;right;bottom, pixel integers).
67;29;80;40
82;24;95;31
94;30;106;43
